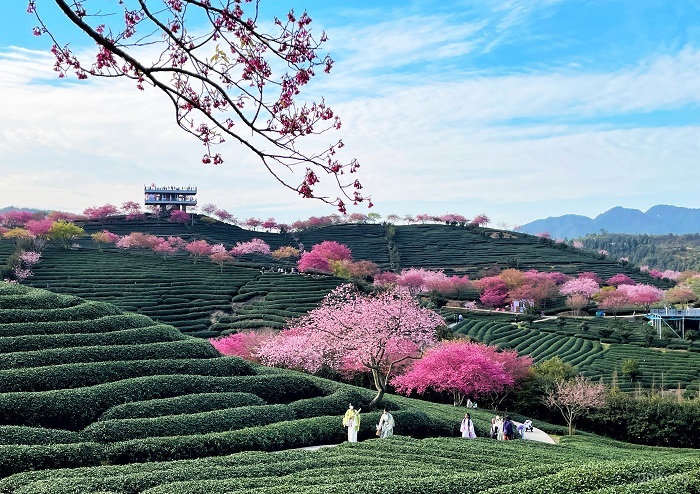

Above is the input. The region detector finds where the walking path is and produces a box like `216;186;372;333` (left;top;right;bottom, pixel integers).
297;422;556;450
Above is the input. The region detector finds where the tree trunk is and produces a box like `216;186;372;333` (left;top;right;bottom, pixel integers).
368;368;386;409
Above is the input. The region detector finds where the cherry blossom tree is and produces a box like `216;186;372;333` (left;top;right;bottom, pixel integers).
606;273;636;287
617;284;664;312
510;271;559;311
30;0;369;212
297;240;352;274
392;341;532;406
256;284;445;408
121;201;145;220
245;218;262;230
91;230;120;252
543;375;606;435
185;239;213;263
153;240;177;259
665;285;697;309
230;238;271;256
210;250;233;273
261;218;278;231
1;211;34;227
83;204;120;222
596;288;631;317
169;210;191;224
25;219;55;251
209;330;272;363
470;214;489;227
475;276;509;309
560;277;599;316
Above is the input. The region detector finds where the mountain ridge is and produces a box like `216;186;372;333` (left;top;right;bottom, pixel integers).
521;204;700;238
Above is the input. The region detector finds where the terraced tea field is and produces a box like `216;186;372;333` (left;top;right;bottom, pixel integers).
453;313;700;392
2;282;699;492
19;246;341;338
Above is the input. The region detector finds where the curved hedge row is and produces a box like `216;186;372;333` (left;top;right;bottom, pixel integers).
0;426;80;445
99;392;267;421
0;339;218;370
0;373;320;430
83;404;294;443
0;325;187;354
0;301;122;324
0;313;155;337
3;435;696;494
0;356;251;393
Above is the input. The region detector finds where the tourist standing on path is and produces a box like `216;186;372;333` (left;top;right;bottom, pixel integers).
460;413;476;439
489;417;498;439
343;404;361;443
377;408;395;439
496;416;504;441
503;416;515;441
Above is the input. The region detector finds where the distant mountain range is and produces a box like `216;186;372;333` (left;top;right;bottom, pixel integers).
520;205;700;238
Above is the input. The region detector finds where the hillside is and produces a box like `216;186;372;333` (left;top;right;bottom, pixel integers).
578;232;700;271
521;204;700;238
1;283;699;492
450;312;700;393
1;216;672;339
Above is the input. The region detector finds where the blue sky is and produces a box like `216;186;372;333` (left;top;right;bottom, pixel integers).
1;0;699;228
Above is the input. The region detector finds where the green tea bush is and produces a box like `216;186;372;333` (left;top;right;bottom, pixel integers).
0;426;80;445
0;325;187;354
0;313;155;337
100;392;266;420
83;404;294;443
0;373;317;430
0;301;121;324
0;340;219;370
0;442;102;478
0;356;251;393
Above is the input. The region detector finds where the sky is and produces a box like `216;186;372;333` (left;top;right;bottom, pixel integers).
1;0;700;228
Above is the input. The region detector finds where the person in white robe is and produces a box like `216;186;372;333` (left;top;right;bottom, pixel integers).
460;413;476;439
342;404;361;442
377;408;395;439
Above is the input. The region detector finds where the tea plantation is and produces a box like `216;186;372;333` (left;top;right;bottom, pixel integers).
1;282;699;492
19;244;342;338
451;312;700;392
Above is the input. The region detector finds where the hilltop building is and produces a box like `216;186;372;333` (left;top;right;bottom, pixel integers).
144;184;197;212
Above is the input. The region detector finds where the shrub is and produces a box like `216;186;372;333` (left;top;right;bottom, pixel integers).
100;392;266;420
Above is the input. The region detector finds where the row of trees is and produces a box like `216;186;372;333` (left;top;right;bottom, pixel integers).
210;283;607;435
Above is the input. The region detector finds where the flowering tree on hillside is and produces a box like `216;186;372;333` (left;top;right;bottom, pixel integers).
560;277;600;316
230;238;271;256
30;0;369;212
169;210;191;224
297;240;352;274
91;230;120;252
664;285;697;309
47;220;85;248
596;288;631;317
543;375;606;435
392;341;532;406
606;273;636;287
121;201;145;221
475;276;509;309
185;240;213;264
617;284;664;312
509;271;559;312
210;331;273;363
25;219;55;251
210;250;233;273
83;204;120;222
257;285;445;408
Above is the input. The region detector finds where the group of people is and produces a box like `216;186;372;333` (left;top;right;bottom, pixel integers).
489;415;518;440
342;404;395;443
344;404;531;444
